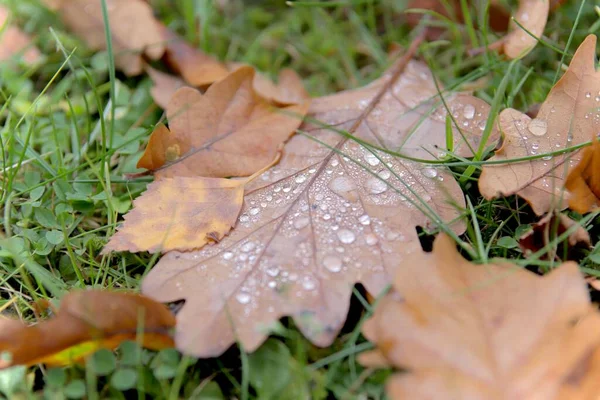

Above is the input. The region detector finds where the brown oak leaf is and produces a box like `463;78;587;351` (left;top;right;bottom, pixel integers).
360;234;600;400
139;43;497;357
138;66;309;178
479;35;600;215
565;139;600;213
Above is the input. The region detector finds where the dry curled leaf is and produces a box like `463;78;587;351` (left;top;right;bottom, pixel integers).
565;140;600;213
0;290;175;368
0;5;41;64
103;153;280;253
479;35;600;215
139;44;497;357
360;234;600;400
138;66;309;178
519;212;591;260
46;0;164;76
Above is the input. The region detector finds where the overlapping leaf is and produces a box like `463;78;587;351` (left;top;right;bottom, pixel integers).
0;290;175;368
140;50;497;357
565;140;600;213
480;35;600;215
360;234;600;400
103;67;305;253
45;0;164;76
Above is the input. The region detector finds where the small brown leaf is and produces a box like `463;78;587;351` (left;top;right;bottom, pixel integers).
0;290;175;368
519;212;591;260
503;0;549;59
159;25;230;87
145;66;185;110
565;140;600;213
139;66;309;178
360;234;600;400
0;6;41;64
479;35;600;215
46;0;164;76
139;41;497;357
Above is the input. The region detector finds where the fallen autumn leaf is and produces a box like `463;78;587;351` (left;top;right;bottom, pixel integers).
360;233;600;400
479;35;600;215
138;39;498;357
0;290;175;368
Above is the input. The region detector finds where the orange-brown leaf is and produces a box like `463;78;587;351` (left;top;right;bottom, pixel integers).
146;66;185;110
479;35;600;215
45;0;164;76
139;48;497;357
0;290;175;368
140;66;309;178
503;0;549;59
159;25;230;87
0;6;41;64
565;140;600;213
360;234;600;400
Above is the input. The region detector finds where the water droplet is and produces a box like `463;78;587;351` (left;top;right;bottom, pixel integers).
294;216;310;229
330;159;339;167
542;155;553;161
239;214;249;223
364;152;380;166
302;278;316;290
337;229;356;244
236;292;251;304
366;177;387;194
323;214;331;220
528;119;547;136
378;169;391;180
462;104;475;119
421;167;438;178
249;207;260;216
365;234;378;245
358;214;371;225
241;242;256;252
268;281;277;289
329;176;356;196
266;266;280;277
323;255;342;272
550;107;556;113
295;175;306;184
223;251;234;260
586;92;592;98
283;186;291;193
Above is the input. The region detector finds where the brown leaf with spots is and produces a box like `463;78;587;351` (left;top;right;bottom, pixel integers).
103;153;280;254
519;212;591;260
0;5;41;64
138;39;497;357
565;140;600;213
45;0;164;76
138;66;309;178
0;290;175;368
360;234;600;400
479;35;600;215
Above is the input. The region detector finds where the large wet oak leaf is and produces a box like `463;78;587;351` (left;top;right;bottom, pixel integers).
140;53;497;357
359;234;600;400
138;66;309;178
0;6;41;64
479;35;600;215
0;290;175;368
45;0;164;76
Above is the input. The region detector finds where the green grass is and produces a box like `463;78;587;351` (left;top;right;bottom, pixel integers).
0;0;600;398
